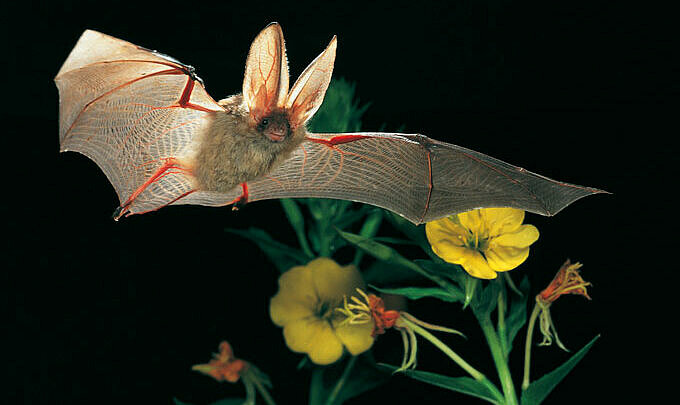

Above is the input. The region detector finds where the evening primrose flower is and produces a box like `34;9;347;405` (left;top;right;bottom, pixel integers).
536;259;592;350
269;258;374;365
192;341;247;383
192;341;275;405
426;208;539;279
523;260;592;389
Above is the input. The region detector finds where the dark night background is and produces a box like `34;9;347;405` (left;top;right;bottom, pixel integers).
4;0;675;404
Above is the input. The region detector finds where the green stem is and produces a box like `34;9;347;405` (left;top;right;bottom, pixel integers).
403;317;482;379
353;210;383;266
325;356;357;405
280;199;314;258
242;368;276;405
522;302;541;391
477;313;518;405
497;288;508;360
401;317;504;403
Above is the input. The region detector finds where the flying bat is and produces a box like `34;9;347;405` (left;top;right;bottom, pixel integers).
55;23;603;224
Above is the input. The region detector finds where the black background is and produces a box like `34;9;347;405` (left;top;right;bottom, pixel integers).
5;1;675;404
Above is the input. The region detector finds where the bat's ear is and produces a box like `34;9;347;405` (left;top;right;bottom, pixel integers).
243;22;290;124
285;36;337;129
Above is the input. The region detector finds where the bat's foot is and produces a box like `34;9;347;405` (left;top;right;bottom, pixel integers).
231;182;249;211
112;204;129;221
232;200;246;211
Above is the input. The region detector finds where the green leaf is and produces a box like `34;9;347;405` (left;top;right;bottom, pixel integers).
472;279;500;317
280;199;314;258
370;285;464;303
415;260;467;286
521;335;600;405
378;365;503;404
309;356;390;405
362;260;427;285
309;367;325;405
384;211;434;257
337;230;461;299
209;400;248;405
353;210;383;266
226;227;308;272
333;206;370;229
505;277;530;354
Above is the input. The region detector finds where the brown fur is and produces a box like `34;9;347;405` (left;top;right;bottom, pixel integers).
193;94;307;192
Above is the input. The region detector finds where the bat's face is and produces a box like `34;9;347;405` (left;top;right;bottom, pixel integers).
242;23;337;138
257;111;291;143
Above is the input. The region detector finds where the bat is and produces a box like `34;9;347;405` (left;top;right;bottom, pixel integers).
55;23;603;225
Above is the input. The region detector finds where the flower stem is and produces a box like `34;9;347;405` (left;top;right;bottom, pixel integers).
406;318;482;379
325;355;357;405
497;288;508;360
477;313;518;405
522;302;541;391
402;317;505;402
242;368;276;405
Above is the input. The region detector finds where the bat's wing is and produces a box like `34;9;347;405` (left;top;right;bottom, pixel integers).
55;30;224;216
240;132;604;224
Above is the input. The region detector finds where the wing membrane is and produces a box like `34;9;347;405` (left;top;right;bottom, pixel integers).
55;30;222;215
243;132;603;224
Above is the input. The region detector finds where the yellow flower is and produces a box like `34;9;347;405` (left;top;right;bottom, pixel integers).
269;258;374;365
426;208;539;279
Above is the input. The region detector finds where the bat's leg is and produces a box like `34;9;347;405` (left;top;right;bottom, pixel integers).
231;183;249;211
113;158;192;220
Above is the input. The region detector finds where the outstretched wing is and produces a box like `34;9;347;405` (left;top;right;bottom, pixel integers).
55;30;223;216
240;132;604;224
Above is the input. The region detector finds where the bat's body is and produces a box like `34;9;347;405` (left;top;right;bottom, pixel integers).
194;95;305;194
55;24;603;224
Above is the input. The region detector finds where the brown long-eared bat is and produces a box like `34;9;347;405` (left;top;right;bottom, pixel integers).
55;23;604;224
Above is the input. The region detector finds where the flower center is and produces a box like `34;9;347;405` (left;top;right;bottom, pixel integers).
464;230;489;252
316;300;339;321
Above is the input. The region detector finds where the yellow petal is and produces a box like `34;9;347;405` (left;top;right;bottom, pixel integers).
482;208;525;237
310;258;364;302
333;319;374;356
429;239;468;265
277;264;317;303
485;245;531;272
270;264;318;326
492;225;539;248
283;318;343;365
426;217;469;242
269;290;316;326
457;210;486;236
460;249;497;279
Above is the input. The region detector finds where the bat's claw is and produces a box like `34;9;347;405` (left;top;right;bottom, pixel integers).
112;205;129;221
232;199;247;211
231;182;249;212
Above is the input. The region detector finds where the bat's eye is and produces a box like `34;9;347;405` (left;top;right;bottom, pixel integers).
258;118;269;131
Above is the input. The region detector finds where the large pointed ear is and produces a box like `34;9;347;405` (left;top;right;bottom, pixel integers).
285;36;337;129
242;23;289;123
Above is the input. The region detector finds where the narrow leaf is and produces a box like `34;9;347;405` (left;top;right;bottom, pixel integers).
505;277;530;354
227;227;308;272
280;199;314;258
371;285;464;303
415;260;467;285
472;279;500;317
378;365;502;404
521;335;600;405
337;230;461;299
